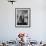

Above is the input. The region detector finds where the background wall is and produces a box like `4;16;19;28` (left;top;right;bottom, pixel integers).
0;0;46;42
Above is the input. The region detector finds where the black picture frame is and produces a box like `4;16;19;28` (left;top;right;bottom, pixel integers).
15;8;31;28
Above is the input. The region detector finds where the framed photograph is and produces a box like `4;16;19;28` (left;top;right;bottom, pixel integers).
15;8;31;28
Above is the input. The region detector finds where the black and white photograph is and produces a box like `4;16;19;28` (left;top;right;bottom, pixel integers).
15;8;31;27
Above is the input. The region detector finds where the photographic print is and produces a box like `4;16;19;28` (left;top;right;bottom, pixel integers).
15;8;31;28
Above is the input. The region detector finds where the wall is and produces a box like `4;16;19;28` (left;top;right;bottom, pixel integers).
0;0;46;42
